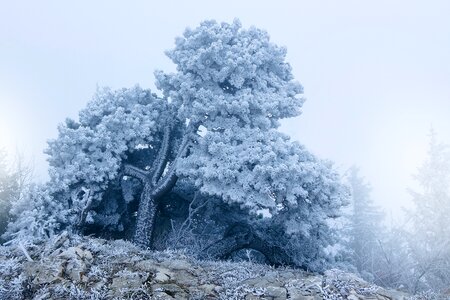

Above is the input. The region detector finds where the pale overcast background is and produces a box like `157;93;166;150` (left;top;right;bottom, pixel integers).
1;1;449;221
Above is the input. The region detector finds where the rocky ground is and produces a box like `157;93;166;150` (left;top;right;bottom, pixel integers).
0;232;421;299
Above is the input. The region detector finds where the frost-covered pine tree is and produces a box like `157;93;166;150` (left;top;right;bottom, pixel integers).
0;149;16;237
346;167;384;281
0;150;31;240
407;130;450;293
6;20;348;271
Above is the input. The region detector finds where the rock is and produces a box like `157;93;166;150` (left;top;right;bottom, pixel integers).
287;296;321;300
153;283;188;299
111;272;146;289
172;269;199;286
347;291;360;300
49;231;69;250
246;294;264;300
23;261;63;285
152;291;175;299
278;271;296;280
376;289;410;300
136;259;157;271
59;246;93;262
286;276;323;298
199;283;217;294
92;280;107;291
108;270;148;298
243;276;283;288
265;286;287;299
161;259;192;270
153;266;174;283
32;292;51;300
0;235;416;299
188;283;218;298
67;266;89;282
51;246;94;283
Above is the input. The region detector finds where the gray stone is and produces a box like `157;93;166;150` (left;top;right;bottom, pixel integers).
243;276;283;288
288;296;321;300
23;260;63;285
136;259;157;271
347;291;360;300
245;294;262;300
161;259;192;270
198;283;217;295
32;292;51;300
376;289;410;300
108;270;147;298
265;286;287;299
286;277;323;298
59;246;93;262
152;291;175;299
49;231;69;251
153;283;188;299
172;269;199;286
153;266;174;283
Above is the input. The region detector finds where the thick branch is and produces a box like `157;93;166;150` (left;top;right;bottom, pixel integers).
249;235;296;267
78;188;96;228
151;125;172;186
151;167;178;200
201;223;254;260
123;164;150;183
151;125;192;200
201;223;297;268
177;130;192;159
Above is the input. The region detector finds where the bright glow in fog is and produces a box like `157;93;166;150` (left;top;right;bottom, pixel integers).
0;108;13;155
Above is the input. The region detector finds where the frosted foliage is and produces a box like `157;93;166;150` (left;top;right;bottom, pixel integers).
4;184;61;242
156;19;346;243
46;86;162;190
155;19;304;129
180;122;345;219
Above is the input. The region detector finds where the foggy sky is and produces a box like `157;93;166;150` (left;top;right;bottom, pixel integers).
1;1;449;220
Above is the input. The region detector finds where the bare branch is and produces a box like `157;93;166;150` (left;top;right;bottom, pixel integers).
170;193;210;247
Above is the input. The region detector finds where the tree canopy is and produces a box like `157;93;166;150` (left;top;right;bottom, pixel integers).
5;20;348;271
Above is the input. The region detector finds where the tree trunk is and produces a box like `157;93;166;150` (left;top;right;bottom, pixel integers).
133;183;157;247
124;123;193;248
